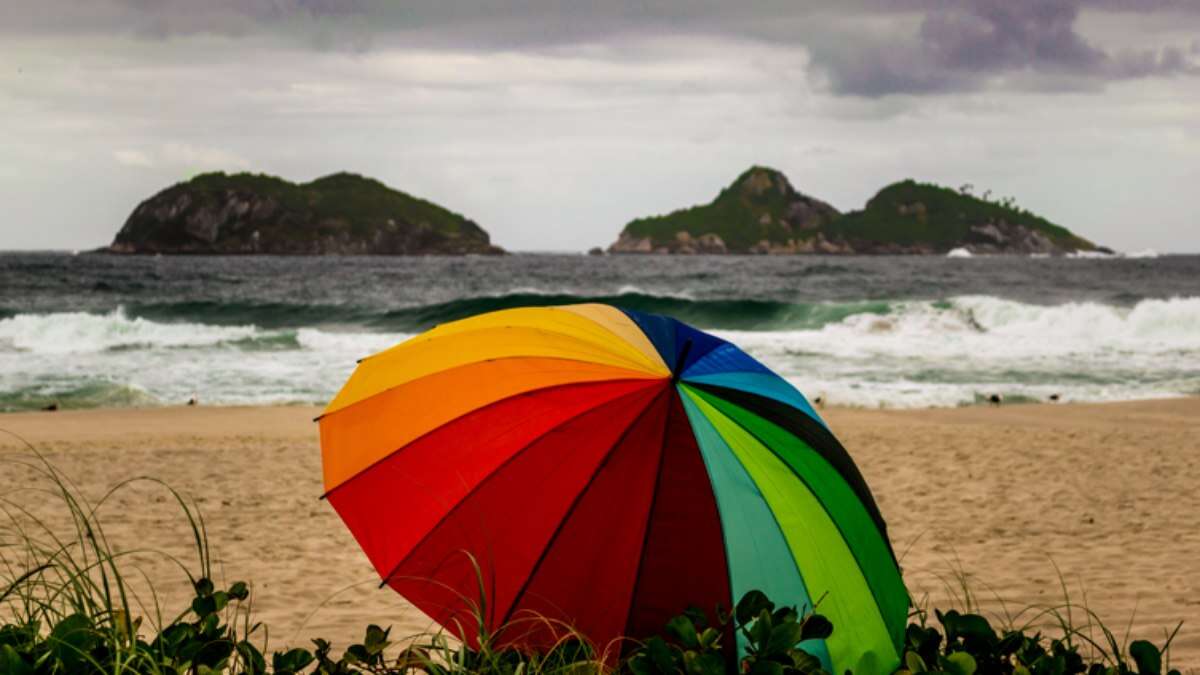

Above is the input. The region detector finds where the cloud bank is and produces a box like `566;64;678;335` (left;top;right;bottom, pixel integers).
4;0;1198;97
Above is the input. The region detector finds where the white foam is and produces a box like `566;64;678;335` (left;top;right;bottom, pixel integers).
716;295;1200;408
0;308;259;354
3;296;1197;411
946;247;973;258
295;328;409;354
1068;250;1119;259
615;285;696;300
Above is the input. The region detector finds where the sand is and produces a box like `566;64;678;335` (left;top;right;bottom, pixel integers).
1;399;1197;667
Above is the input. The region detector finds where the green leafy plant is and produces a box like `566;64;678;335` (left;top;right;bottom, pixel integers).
627;590;833;675
897;607;1182;675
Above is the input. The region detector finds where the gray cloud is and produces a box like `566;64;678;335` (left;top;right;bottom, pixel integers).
3;1;1199;252
807;0;1199;96
1;0;1198;98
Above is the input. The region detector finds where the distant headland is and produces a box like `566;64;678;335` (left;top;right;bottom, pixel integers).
104;172;503;256
608;167;1109;255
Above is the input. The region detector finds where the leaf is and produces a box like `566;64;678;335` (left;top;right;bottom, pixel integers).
772;606;799;625
906;623;942;665
191;594;217;617
627;656;654;675
192;638;235;669
667;615;700;649
237;640;267;675
394;646;432;673
698;627;722;650
906;651;928;674
800;615;833;642
1129;640;1161;675
682;650;725;675
364;624;390;655
748;659;785;675
272;648;316;674
748;610;773;650
791;648;825;674
683;606;710;631
345;643;370;663
48;613;97;671
194;577;215;596
941;651;977;675
737;591;775;626
765;622;804;657
0;645;32;675
228;581;249;601
646;637;678;673
942;612;996;647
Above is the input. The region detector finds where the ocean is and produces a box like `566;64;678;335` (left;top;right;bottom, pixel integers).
2;252;1198;411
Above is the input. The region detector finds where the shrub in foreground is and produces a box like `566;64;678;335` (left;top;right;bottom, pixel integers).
0;453;1185;674
2;574;1183;675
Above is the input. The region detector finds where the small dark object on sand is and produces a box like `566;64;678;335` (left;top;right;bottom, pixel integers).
988;393;1003;406
1049;393;1061;402
43;402;59;412
187;397;198;406
813;395;824;408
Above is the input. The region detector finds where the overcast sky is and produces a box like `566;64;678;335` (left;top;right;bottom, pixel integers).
2;0;1198;253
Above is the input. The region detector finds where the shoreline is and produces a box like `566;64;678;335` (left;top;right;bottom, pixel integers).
5;392;1199;418
2;397;1197;665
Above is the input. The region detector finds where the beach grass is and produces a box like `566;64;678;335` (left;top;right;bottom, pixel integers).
0;446;1187;674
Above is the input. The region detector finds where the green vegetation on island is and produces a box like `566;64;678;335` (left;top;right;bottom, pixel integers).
616;166;840;253
826;180;1098;253
107;172;502;255
609;168;1106;255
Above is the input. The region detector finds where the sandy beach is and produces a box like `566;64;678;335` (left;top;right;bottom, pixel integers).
2;399;1197;667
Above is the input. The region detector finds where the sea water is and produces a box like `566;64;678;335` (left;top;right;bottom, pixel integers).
2;252;1198;411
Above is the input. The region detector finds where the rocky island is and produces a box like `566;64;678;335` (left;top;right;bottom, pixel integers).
608;167;1106;255
106;172;503;255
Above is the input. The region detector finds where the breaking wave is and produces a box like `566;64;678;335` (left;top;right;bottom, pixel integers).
2;294;1197;410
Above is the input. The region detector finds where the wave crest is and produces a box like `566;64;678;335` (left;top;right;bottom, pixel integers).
0;308;260;354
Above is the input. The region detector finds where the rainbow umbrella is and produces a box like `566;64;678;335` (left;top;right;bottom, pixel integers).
319;304;907;674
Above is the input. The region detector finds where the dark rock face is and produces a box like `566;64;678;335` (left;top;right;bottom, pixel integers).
107;172;503;255
964;220;1057;254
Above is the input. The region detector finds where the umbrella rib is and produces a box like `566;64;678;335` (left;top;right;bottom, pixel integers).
374;382;664;591
495;385;671;630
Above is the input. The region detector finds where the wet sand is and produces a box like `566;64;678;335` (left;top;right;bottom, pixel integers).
1;398;1197;666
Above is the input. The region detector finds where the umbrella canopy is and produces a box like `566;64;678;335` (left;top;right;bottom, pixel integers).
319;304;907;675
